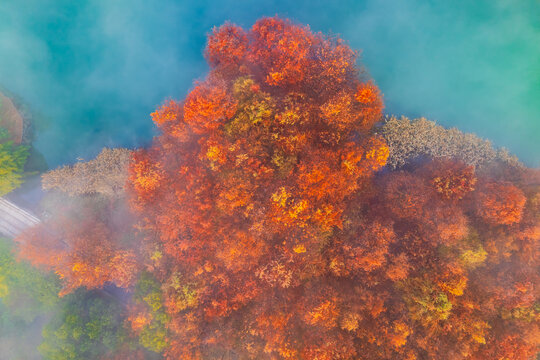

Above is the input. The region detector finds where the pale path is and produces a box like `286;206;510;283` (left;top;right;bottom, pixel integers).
0;197;40;238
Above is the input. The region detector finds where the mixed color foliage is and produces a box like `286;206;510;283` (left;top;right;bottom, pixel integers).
11;17;540;359
16;192;140;297
0;128;29;196
0;95;31;196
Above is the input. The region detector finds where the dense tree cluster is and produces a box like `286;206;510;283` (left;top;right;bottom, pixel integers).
128;17;390;359
17;149;138;297
13;157;147;358
12;17;540;359
125;18;539;359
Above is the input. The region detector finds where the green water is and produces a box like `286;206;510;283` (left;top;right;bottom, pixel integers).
0;0;538;167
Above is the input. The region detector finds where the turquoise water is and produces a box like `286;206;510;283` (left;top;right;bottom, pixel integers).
0;0;538;168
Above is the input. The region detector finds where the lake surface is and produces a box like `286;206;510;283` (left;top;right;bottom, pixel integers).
0;0;538;168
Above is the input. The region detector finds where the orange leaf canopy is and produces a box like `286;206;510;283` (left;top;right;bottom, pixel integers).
129;17;388;359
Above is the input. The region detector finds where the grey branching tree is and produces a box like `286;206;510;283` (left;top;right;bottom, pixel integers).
41;148;131;197
379;116;522;169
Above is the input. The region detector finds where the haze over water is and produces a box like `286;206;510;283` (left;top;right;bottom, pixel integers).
0;0;538;168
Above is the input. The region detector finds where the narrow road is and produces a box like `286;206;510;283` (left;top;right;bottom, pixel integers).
0;197;40;238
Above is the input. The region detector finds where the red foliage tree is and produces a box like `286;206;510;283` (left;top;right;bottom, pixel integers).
422;158;477;200
3;15;536;359
15;198;140;296
126;17;540;359
476;181;527;225
129;17;389;359
10;15;533;359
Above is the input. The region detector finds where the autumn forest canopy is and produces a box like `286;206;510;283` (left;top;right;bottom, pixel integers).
2;17;539;359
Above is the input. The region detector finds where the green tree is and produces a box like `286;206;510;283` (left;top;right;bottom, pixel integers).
38;289;139;360
127;272;170;354
0;237;59;323
0;128;29;195
0;237;60;360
